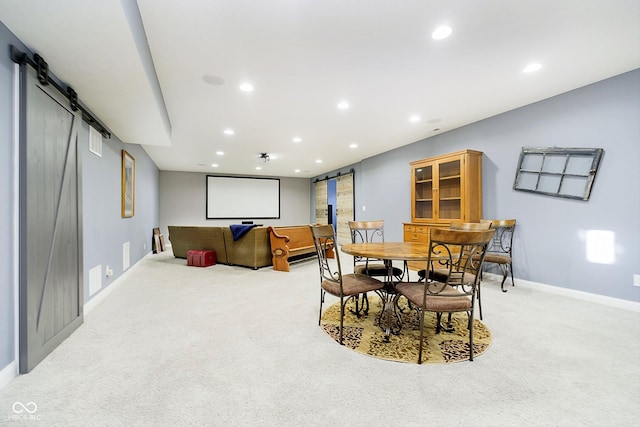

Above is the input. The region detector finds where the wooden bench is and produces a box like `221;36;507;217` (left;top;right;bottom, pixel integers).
267;225;334;272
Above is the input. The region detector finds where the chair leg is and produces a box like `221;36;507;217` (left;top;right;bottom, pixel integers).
318;290;325;326
500;264;508;292
339;298;345;345
394;261;409;282
438;313;454;333
436;312;443;334
468;310;474;362
509;263;515;288
418;309;426;364
397;295;413;313
477;284;483;320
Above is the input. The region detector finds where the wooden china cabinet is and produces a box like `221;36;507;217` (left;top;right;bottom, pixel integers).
404;149;483;269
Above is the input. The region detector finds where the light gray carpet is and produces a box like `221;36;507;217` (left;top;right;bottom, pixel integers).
1;250;639;427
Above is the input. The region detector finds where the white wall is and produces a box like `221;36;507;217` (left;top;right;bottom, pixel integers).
159;171;311;236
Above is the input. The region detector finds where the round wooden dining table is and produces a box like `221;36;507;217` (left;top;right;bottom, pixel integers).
341;241;432;262
341;242;433;341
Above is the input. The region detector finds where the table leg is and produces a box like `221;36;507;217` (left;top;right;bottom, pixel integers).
349;293;369;317
376;260;404;342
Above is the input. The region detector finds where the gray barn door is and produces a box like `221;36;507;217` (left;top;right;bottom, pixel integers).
19;66;83;373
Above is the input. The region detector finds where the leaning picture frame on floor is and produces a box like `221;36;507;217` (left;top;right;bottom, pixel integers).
121;149;135;217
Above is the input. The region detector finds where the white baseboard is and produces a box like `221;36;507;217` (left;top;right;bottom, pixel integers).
83;254;148;315
484;273;640;312
0;361;18;391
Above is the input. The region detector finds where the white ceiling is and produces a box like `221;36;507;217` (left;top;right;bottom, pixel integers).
1;1;638;178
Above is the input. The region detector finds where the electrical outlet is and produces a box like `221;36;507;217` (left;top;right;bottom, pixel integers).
362;205;366;211
634;274;640;287
144;243;147;250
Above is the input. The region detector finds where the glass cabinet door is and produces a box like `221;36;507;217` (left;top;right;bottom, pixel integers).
414;164;433;220
436;159;462;220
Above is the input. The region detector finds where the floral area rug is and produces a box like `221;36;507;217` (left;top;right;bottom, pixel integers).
320;298;492;364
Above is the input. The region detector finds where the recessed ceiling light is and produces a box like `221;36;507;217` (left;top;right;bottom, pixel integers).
211;163;218;167
349;143;358;149
432;25;452;40
523;63;543;73
409;115;421;123
315;159;323;164
294;169;301;173
239;82;254;92
256;166;262;170
337;101;350;110
223;129;234;135
216;151;224;156
292;137;302;143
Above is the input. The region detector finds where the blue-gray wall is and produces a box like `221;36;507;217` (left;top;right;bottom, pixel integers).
81;125;160;300
313;69;640;303
0;20;160;379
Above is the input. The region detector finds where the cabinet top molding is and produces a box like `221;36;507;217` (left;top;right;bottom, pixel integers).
410;149;483;166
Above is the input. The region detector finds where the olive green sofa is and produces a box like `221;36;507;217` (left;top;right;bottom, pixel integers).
167;226;272;269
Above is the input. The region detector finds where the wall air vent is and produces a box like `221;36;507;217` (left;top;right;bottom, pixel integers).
89;265;102;296
123;242;130;271
89;126;102;157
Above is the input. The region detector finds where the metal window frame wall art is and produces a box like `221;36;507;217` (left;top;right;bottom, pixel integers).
121;149;135;217
513;147;604;201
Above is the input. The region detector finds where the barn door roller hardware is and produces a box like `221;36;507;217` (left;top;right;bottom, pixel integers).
34;53;48;85
313;168;355;183
10;45;110;138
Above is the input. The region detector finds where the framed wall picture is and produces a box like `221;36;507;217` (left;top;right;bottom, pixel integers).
121;150;135;217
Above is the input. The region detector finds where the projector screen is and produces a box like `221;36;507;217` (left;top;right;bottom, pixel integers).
206;175;280;219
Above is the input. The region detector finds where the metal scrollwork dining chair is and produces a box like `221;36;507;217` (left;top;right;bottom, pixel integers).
417;221;492;319
348;220;404;316
481;219;516;292
310;224;384;345
395;227;494;363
